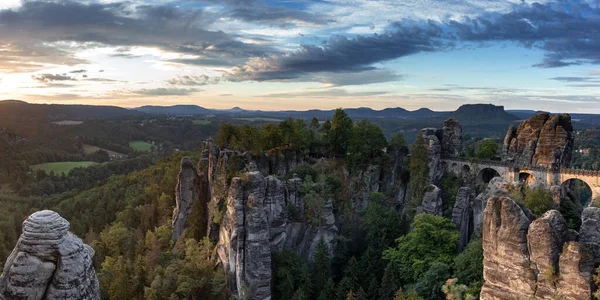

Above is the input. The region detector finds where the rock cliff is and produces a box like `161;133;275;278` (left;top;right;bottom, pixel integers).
174;139;408;300
172;157;202;243
452;187;471;251
481;196;596;299
502;113;574;169
421;118;463;184
0;210;100;300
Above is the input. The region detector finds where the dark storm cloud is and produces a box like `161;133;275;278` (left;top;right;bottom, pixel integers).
449;1;600;68
0;0;274;71
229;0;600;82
228;23;446;81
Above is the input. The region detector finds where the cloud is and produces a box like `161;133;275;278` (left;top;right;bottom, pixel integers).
31;73;76;83
129;87;203;96
451;1;600;68
0;43;87;73
70;69;87;73
201;0;331;26
260;88;388;98
550;76;600;82
166;75;220;86
226;0;600;83
0;0;274;72
227;23;445;81
308;69;405;86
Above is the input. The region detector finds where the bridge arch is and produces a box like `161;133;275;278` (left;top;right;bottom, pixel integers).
478;167;501;185
518;172;536;186
560;178;593;207
462;164;471;174
451;163;458;173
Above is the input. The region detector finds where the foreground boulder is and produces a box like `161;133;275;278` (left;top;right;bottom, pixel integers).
481;196;535;300
481;197;596;299
0;210;100;300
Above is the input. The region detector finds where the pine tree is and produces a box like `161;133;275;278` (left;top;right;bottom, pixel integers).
394;288;406;300
312;237;331;294
346;290;357;300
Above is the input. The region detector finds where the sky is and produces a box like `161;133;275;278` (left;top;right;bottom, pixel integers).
0;0;600;112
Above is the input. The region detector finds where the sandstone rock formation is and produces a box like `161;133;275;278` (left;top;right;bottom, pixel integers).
217;170;338;300
481;196;596;299
555;242;594;299
502;113;574;169
481;196;536;300
172;157;202;243
188;139;408;300
0;210;100;300
527;210;568;298
421;128;444;184
579;207;600;265
452;187;471;251
442;118;463;158
472;177;510;237
418;184;443;216
421;119;463;184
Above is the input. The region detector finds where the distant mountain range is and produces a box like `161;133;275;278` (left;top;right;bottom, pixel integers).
1;100;599;127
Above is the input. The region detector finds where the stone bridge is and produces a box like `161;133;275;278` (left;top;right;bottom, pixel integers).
441;157;600;201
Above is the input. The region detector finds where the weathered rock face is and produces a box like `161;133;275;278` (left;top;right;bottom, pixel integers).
218;172;272;300
452;187;471;251
217;171;338;300
481;196;535;300
502;113;574;169
418;185;443;216
579;207;600;265
442;118;463;158
472;177;510;237
421;128;444;184
191;139;408;300
556;242;594;299
0;210;100;300
481;197;597;299
172;157;202;243
527;210;568;299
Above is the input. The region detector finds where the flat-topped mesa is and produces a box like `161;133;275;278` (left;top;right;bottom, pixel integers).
0;210;100;300
502;112;574;169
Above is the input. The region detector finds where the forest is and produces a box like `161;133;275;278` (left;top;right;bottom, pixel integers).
0;108;598;300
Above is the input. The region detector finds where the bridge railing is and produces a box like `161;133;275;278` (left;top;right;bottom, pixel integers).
441;156;553;172
441;156;600;176
560;168;600;177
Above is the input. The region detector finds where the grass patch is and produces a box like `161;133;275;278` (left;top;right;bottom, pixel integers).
31;161;98;175
129;141;154;152
82;144;126;157
192;119;212;125
234;117;282;122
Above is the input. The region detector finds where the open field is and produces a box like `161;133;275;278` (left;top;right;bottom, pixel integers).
192;120;212;125
129;141;153;152
235;117;282;122
82;144;126;157
31;161;98;175
51;120;83;126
